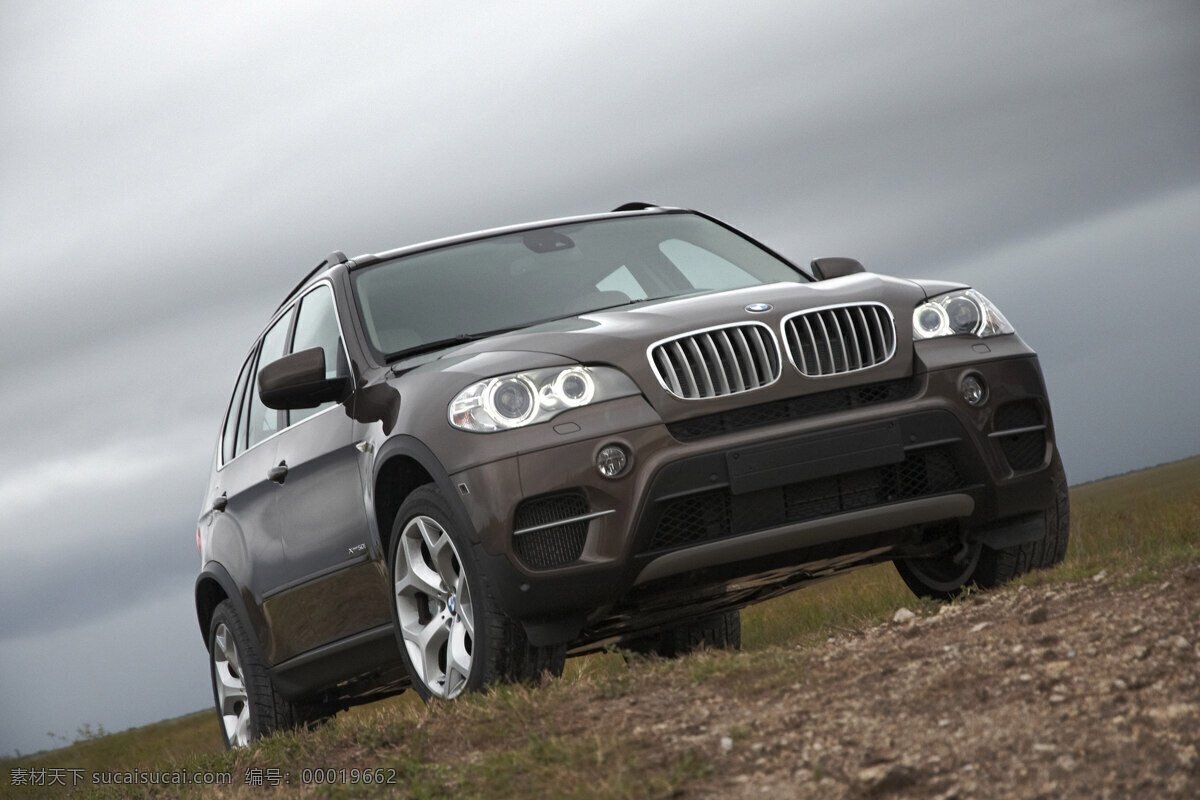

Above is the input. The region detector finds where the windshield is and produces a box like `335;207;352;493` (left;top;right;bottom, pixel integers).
350;212;806;361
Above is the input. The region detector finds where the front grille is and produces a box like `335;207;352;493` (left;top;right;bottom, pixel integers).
782;303;896;377
649;323;781;400
667;378;917;442
512;491;589;569
992;400;1046;471
646;446;964;553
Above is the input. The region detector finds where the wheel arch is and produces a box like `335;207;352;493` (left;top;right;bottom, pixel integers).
195;564;258;653
371;435;476;560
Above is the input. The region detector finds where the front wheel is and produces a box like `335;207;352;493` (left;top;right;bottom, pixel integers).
896;457;1070;599
387;485;564;701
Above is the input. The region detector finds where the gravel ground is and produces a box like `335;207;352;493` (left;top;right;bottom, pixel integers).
600;564;1199;798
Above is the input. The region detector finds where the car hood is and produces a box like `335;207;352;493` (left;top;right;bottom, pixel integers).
385;273;932;421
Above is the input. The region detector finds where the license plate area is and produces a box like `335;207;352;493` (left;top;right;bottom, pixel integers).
726;421;904;495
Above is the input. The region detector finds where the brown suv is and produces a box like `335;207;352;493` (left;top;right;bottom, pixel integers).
195;204;1068;746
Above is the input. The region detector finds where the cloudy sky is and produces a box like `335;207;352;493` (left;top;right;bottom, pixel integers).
1;0;1197;757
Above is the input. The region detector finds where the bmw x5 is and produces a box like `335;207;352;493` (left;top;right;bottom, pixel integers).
196;204;1068;747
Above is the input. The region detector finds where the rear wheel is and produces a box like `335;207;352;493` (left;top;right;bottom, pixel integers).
388;485;564;701
896;458;1070;599
208;600;299;748
624;610;741;658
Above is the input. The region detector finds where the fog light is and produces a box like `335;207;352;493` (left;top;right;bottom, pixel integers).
960;374;987;406
596;444;629;478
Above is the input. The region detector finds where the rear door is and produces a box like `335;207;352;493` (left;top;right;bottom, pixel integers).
206;310;292;650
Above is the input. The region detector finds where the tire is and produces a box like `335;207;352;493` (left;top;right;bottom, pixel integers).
208;600;299;748
896;457;1070;599
894;538;983;601
624;610;742;658
387;484;565;702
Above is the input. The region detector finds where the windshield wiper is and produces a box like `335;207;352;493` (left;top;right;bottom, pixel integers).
384;327;525;363
586;292;701;312
383;295;697;364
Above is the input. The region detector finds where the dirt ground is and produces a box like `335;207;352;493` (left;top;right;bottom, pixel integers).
562;564;1200;798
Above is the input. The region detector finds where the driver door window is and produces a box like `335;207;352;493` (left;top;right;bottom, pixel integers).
247;311;292;449
288;286;343;425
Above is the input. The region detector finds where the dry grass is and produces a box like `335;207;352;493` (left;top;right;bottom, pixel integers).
4;455;1198;798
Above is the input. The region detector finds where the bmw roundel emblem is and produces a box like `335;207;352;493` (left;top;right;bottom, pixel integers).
745;303;772;313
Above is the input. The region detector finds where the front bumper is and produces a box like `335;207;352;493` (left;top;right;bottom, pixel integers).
450;349;1060;647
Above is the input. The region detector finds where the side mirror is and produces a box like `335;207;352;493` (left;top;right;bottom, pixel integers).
258;348;350;410
810;257;866;280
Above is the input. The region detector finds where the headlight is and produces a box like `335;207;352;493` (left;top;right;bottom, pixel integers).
449;366;639;432
912;290;1014;340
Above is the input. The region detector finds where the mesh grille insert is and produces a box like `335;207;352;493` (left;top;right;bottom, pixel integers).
645;446;964;554
992;400;1046;471
512;491;589;569
667;378;917;442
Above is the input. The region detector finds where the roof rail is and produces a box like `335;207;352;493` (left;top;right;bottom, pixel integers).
611;202;660;212
276;251;348;313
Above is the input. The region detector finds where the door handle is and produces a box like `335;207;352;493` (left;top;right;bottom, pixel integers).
212;493;228;512
268;462;289;484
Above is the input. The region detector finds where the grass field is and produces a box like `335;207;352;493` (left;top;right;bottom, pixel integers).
4;455;1197;797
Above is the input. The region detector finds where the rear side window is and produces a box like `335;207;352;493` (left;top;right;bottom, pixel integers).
289;286;342;424
220;355;254;465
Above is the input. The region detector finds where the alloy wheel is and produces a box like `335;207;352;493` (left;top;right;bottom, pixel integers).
211;623;251;747
393;514;475;698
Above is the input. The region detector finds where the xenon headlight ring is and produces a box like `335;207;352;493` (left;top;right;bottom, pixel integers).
912;289;1014;340
449;365;637;433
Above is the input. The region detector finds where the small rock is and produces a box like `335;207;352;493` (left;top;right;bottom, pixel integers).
1033;743;1057;754
937;604;960;617
1092;570;1108;582
1110;678;1128;691
1128;645;1150;661
970;621;991;633
720;736;733;754
1170;635;1190;650
1146;703;1199;721
1044;660;1071;678
1180;745;1197;768
893;608;917;624
858;763;921;795
1025;605;1049;625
